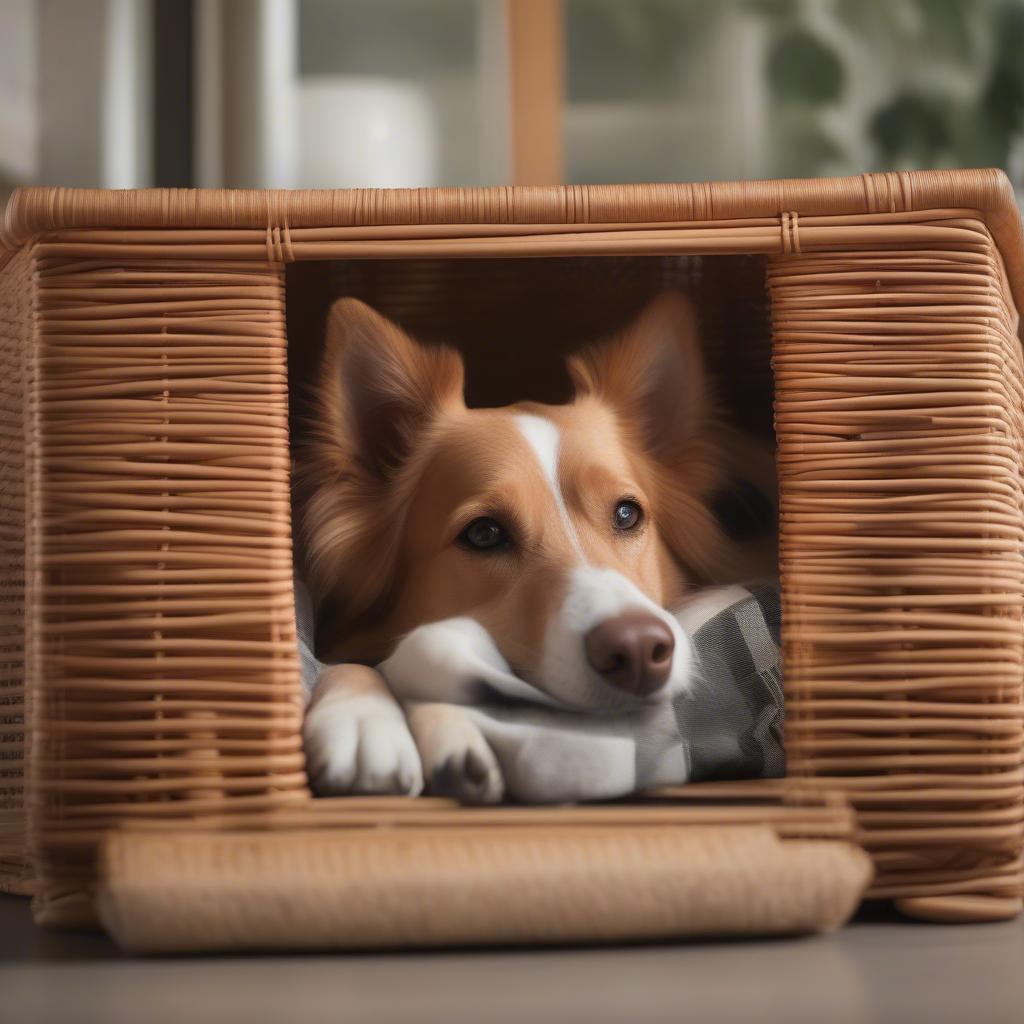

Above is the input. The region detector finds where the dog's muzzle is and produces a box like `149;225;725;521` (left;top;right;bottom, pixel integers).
583;611;675;697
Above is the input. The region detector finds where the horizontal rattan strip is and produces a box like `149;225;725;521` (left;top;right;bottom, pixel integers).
3;170;1015;232
21;218;995;266
33;791;856;844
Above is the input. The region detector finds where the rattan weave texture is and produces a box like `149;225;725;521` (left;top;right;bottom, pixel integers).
771;227;1024;920
0;169;1021;932
0;247;33;895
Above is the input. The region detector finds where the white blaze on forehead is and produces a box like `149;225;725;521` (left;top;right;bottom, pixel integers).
513;413;585;559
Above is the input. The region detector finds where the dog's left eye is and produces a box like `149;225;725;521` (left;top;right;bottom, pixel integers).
459;516;509;552
613;500;643;531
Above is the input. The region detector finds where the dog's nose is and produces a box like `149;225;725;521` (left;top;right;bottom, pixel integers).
583;612;675;696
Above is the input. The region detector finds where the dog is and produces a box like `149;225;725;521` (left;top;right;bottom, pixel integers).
298;293;776;803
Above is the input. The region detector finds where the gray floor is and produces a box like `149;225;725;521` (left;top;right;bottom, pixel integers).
1;894;1021;1024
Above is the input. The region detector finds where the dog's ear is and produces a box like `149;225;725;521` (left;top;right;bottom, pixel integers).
323;298;465;479
568;292;710;457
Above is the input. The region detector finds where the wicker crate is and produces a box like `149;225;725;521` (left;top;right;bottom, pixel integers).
1;169;1022;935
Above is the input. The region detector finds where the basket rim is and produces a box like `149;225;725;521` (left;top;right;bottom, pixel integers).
0;168;1016;233
4;168;1022;312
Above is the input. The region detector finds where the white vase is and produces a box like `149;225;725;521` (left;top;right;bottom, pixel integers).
297;75;439;189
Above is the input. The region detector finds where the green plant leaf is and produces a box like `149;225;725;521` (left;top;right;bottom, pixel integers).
766;28;844;105
868;91;952;165
744;0;800;20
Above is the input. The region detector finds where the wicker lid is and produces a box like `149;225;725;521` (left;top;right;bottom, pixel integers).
2;169;1021;309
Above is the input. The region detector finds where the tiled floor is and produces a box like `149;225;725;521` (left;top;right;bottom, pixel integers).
2;895;1021;1024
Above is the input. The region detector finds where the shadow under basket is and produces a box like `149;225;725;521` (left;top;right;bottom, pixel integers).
1;170;1023;950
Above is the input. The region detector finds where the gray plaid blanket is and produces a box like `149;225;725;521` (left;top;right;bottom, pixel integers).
673;583;785;781
296;579;785;784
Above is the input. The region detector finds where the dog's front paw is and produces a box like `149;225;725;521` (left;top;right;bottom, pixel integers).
304;692;424;797
431;742;504;805
407;703;504;805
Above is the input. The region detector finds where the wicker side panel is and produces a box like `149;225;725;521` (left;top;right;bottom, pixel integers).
30;255;307;925
770;225;1024;919
0;247;34;894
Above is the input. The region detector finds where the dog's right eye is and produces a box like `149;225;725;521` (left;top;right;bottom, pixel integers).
459;517;509;552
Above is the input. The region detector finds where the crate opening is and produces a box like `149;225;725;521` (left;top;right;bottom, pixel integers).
285;253;781;795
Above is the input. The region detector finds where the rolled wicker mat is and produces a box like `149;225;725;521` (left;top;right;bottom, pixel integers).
97;822;872;954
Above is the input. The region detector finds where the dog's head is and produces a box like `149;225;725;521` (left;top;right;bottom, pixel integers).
300;294;773;710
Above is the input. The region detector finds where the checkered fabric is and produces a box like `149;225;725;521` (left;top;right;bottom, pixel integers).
675;584;785;781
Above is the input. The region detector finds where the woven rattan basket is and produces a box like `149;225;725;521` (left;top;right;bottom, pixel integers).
1;169;1022;944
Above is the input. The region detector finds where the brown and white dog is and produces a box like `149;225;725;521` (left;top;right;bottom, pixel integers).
298;293;775;803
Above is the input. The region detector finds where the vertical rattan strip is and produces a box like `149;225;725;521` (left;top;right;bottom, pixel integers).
29;255;307;926
770;223;1024;920
0;246;34;894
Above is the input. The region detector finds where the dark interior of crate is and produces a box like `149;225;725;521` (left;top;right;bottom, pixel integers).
285;254;774;435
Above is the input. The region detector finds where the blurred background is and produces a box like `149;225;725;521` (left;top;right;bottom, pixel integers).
2;0;1024;205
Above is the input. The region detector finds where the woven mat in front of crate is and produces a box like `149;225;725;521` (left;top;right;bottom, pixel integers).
94;782;873;953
